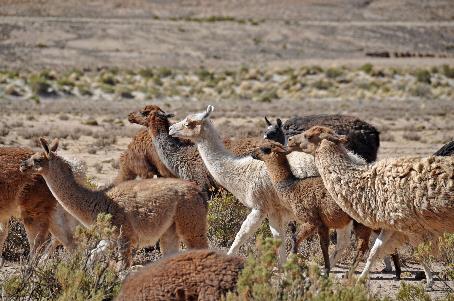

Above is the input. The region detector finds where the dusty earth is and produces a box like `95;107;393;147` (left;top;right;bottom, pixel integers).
0;0;453;299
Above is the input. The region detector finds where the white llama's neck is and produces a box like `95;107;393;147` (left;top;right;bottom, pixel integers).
195;121;265;202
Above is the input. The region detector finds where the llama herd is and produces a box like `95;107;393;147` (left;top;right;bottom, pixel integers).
1;104;453;300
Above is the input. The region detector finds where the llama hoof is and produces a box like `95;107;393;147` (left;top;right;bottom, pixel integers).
425;281;434;291
414;271;426;280
381;267;392;273
321;268;330;277
0;257;4;267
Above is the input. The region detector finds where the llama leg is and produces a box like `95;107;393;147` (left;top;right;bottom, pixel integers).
289;221;298;254
48;207;77;252
0;220;9;267
349;222;371;278
330;221;353;267
422;263;434;289
358;229;394;282
382;256;393;273
23;218;49;258
318;225;330;275
160;223;179;255
268;214;288;266
371;230;394;274
420;238;438;289
391;252;401;280
296;222;317;247
228;209;265;255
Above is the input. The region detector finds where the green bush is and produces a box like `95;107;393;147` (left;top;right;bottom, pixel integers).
360;63;374;74
442;65;454;79
208;189;271;248
28;74;54;96
414;69;431;84
1;214;121;301
312;80;332;90
396;282;431;301
325;67;343;79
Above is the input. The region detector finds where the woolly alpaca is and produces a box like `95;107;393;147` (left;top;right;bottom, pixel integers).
127;105;264;195
288;126;454;286
116;250;244;301
0;147;82;265
114;105;174;184
251;142;402;276
263;114;380;162
20;138;208;267
168;105;361;265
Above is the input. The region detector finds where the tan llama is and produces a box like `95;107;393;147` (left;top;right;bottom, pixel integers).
20;138;209;268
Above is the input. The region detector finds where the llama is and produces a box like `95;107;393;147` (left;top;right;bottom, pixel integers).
0;147;83;265
114;105;174;184
116;250;244;301
263;114;401;274
168;105;360;265
251;141;402;276
263;114;380;162
20;138;209;268
288;126;454;287
127;105;263;195
434;140;454;156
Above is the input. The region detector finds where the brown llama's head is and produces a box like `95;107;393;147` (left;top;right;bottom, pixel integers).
127;105;174;127
20;138;59;174
251;141;289;161
168;105;214;141
287;126;348;155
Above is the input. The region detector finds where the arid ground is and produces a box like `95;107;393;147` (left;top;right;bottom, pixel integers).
0;0;453;299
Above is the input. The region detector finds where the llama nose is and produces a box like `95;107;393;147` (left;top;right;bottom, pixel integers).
168;126;177;136
127;113;135;122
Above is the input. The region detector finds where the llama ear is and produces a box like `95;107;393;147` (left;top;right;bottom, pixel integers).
338;135;348;144
165;113;175;118
276;118;282;128
264;116;272;126
39;137;50;155
319;132;348;144
49;138;59;152
202;105;214;119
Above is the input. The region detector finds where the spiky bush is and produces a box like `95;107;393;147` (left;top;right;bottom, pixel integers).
225;237;384;301
1;213;121;301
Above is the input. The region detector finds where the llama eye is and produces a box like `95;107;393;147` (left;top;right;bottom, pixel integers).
141;111;149;116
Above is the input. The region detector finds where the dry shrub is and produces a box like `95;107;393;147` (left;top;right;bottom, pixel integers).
1;214;121;301
3;218;29;262
226;237;383;301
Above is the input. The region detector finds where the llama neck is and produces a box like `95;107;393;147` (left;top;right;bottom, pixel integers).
151;124;196;177
315;141;363;178
262;155;296;191
315;140;370;223
195;121;256;200
41;157;105;226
